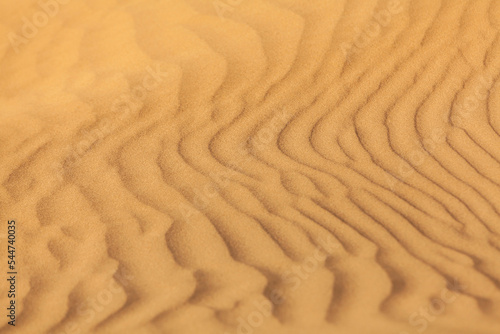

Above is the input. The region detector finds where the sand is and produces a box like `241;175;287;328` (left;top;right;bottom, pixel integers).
1;0;500;333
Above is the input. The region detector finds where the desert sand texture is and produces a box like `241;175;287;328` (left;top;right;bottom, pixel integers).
1;0;500;333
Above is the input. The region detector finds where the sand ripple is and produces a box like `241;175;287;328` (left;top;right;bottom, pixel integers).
0;0;500;333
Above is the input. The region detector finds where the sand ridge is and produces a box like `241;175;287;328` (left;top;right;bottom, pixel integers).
0;0;500;333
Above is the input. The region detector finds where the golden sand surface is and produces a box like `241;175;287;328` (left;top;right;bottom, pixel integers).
1;0;500;333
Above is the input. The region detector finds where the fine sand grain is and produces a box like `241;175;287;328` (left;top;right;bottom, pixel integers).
1;0;500;333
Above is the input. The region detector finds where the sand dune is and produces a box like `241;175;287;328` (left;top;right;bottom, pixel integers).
1;0;500;333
